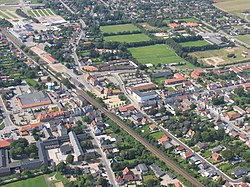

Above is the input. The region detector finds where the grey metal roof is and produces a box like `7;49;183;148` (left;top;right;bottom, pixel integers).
69;131;84;157
18;91;51;106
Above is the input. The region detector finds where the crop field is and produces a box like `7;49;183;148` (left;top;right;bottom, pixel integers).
190;46;250;66
214;0;250;19
236;34;250;45
129;44;185;65
2;175;47;187
28;8;55;17
180;40;209;47
104;33;150;43
100;24;140;34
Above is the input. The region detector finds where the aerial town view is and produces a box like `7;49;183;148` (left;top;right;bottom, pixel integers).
0;0;250;186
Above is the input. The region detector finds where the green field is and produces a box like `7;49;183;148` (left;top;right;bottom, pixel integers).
2;175;47;187
28;9;54;17
214;0;250;20
180;40;209;47
104;33;150;43
178;18;199;23
100;24;140;34
129;44;185;65
0;0;18;3
236;34;250;45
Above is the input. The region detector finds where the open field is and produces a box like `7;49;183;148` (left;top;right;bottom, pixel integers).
104;33;150;43
100;24;140;34
28;8;55;17
129;44;185;65
190;46;250;66
140;22;169;31
2;175;47;187
0;0;18;3
214;0;250;20
180;40;209;47
236;34;250;45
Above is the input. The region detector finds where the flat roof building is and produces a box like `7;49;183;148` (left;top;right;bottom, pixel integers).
17;91;51;109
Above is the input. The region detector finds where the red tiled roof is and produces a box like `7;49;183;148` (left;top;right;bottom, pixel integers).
191;70;205;79
158;135;169;144
0;139;12;148
83;66;99;71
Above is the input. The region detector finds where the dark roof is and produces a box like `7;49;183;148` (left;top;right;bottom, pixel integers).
232;168;249;176
150;163;165;177
136;164;148;172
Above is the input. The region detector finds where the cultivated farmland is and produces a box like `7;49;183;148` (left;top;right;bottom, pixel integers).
104;33;150;43
214;0;250;20
100;24;140;34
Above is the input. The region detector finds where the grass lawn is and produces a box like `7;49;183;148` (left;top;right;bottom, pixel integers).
218;162;232;171
0;120;4;130
141;124;150;135
104;33;150;43
140;22;169;31
150;131;164;140
153;77;166;86
0;0;18;3
178;18;199;23
25;78;37;87
180;40;209;47
49;172;68;187
191;46;250;65
27;10;35;17
236;34;250;45
0;11;10;19
2;175;47;187
100;24;140;34
202;150;212;158
129;44;185;65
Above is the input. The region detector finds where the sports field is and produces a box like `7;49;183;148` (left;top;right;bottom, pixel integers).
180;40;209;47
129;44;188;66
214;0;250;19
104;33;150;43
100;24;140;34
236;34;250;45
28;8;55;17
2;175;47;187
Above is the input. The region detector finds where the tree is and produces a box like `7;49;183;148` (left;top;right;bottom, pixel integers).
98;177;108;187
56;162;67;173
81;140;93;149
41;166;49;174
221;150;234;160
66;155;74;164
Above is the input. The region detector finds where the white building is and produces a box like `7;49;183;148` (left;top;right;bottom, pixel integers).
132;90;157;103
